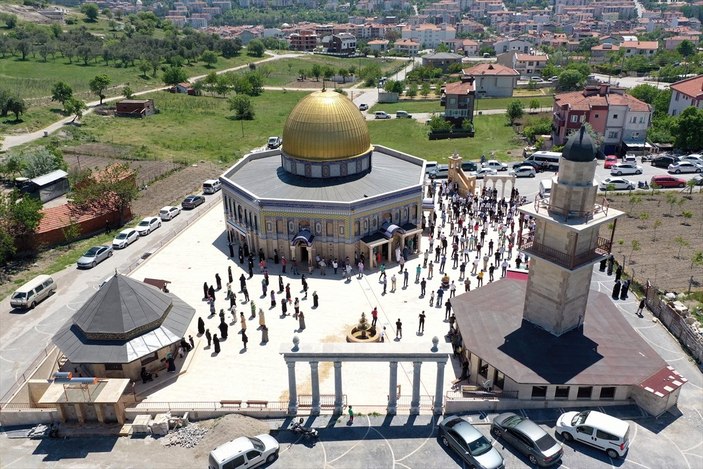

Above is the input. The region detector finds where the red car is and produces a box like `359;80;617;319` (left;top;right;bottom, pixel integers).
651;175;686;188
604;155;618;169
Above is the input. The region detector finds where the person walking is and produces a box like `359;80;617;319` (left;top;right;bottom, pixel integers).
205;329;212;348
418;311;426;333
382;275;387;295
488;264;495;282
208;285;216;301
403;269;409;288
348;405;354;424
302;275;308;299
197;317;205;335
259;308;266;328
420;278;427;297
240;312;247;333
436;287;444;307
429;290;435;307
213;334;220;354
477;270;484;287
281;298;288;316
228;266;233;284
298;310;306;330
636;298;646;316
371;307;378;327
415;264;421;283
215;273;222;291
239;274;246;292
278;275;284;293
428;261;434;279
379;263;387;281
471;256;479;275
395;318;403;339
439;254;446;274
285;283;291;302
312;291;319;308
445;299;452;320
294;298;300;318
203;282;209;300
241;330;248;350
218;319;228;340
357;261;364;278
390;274;397;293
242;286;249;302
449;281;456;298
270;290;276;308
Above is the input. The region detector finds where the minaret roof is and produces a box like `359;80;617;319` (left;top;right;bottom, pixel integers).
562;126;596;163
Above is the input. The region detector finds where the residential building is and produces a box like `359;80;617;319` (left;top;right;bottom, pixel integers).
590;43;620;64
497;52;549;78
620;40;658;57
442;77;476;126
492;38;531;55
421;52;463;72
401;23;456;49
463;63;519;98
289;30;318;51
552;85;652;154
664;35;700;51
668;75;703;117
393;38;420;56
323;32;357;54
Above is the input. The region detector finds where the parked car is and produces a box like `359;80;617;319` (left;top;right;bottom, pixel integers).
599;177;635;191
112;229;139;249
610;162;642;176
396;110;412;118
136;216;162;236
374;111;391;119
429;164;449;179
267;136;282;149
556;410;630;459
622;154;637;163
358;103;368;111
651;175;686;188
692;174;703;186
182;195;205;210
77;245;113;269
482;160;508;172
651;155;676;168
208;434;279;469
491;412;563;467
513;160;546;172
679;153;703;164
438;416;504;469
668;161;701;174
159;205;181;221
604;155;619;169
203;179;221;194
10;275;57;309
462;161;478;172
475;168;498;179
510;166;537;178
530;76;543;82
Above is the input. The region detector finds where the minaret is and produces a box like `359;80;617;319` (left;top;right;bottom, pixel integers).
519;127;623;336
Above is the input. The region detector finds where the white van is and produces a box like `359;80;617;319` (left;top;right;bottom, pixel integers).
539;179;552;199
10;275;57;310
526;151;561;171
556;410;630;459
203;179;221;194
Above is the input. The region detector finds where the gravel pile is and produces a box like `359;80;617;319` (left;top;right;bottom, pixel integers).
194;414;270;457
161;424;208;448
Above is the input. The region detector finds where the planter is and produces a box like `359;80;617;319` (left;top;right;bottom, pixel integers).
428;130;474;140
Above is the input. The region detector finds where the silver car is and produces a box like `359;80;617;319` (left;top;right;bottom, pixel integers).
491;412;563;466
610;162;642;176
438;416;504;469
668;161;701;174
77;245;113;269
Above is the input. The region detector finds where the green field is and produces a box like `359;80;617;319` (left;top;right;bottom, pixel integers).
368;114;523;162
259;56;409;87
74;90;309;162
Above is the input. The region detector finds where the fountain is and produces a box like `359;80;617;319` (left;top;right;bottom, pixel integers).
346;312;381;343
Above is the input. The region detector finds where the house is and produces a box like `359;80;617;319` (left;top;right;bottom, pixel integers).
289;30;318;51
115;99;156;118
664;35;700;51
422;52;463;72
451;38;479;56
174;82;196;95
667;75;703;117
323;32;357;54
442;77;476;126
621;40;658;57
367;39;389;52
493;38;531;55
590;43;620;64
497;51;549;78
552;85;652;154
25;170;69;203
393;38;420;56
401;23;456;49
463;63;519;98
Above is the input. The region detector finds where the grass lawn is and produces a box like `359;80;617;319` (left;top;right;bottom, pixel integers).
476;95;553;111
259;56;408;87
1;106;66;136
368;114;523;163
74;90;309;163
513;87;555;96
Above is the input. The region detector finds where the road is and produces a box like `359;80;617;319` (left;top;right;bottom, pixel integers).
0;52;302;152
590;73;670;90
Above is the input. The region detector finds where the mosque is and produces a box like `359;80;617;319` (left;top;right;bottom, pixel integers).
219;90;425;268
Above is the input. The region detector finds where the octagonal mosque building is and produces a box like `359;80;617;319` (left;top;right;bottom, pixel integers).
220;90;425;267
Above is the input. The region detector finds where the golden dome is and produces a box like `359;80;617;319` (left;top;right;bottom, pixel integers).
282;90;373;161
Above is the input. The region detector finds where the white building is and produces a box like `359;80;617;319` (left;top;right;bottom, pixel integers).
667;75;703;117
401;23;456;49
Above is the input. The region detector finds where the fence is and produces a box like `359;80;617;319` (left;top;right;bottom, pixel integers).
645;285;703;362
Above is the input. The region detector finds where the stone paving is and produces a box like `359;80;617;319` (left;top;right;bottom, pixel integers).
130;197;466;411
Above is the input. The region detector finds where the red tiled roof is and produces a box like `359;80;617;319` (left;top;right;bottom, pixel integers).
37;204;104;234
554;89;651;112
621;40;658;49
670;75;703;100
463;63;519;76
515;53;549;61
639;366;687;397
444;81;475;95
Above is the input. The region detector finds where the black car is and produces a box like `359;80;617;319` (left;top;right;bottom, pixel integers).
462;161;478;172
513;160;546;172
651;155;676;168
182;195;205;209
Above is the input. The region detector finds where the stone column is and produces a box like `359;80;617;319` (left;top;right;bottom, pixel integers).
387;361;398;415
433;361;446;414
333;361;343;414
410;361;422;415
287;361;298;415
310;361;321;415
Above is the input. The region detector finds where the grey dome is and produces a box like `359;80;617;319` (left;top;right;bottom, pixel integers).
562;126;596;163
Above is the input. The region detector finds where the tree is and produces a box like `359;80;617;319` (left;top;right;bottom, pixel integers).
138;59;151;78
323;66;334;81
338;68;349;84
65;97;87;123
162;66;187;86
651;219;662;241
0;190;44;262
665;193;679;216
407;83;418;98
557;69;584;91
89;74;111;105
7;96;26;121
529;99;540;113
81;3;99;22
69;163;137;226
247;39;265;57
16;146;64;179
638;212;649;228
629;239;641;263
51;81;73;111
676;40;696;58
201;50;218;68
122;86;134;99
220;38;242;58
506;100;524;125
672;107;703;151
674;236;689;259
420;82;431;98
629;84;660;106
691;251;703;270
428;115;452;132
311;64;322;81
229;94;254;120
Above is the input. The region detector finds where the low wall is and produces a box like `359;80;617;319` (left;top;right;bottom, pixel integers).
645;288;703;363
0;408;60;427
445;397;634;414
125;408;288;421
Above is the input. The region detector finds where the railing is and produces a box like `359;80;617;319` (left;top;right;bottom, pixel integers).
533;195;610;223
0;344;56;407
524;237;611;270
446;389;519;400
130;401;288;412
298;394;345;409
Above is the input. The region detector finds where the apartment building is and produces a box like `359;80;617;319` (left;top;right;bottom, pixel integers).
497;51;549;78
289;30;318;51
620;40;658;57
442;78;476;126
668;75;703;117
463;63;519;98
401;23;456;49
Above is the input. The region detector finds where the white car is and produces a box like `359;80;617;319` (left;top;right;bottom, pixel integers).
610;162;642;176
482;160;508;172
510;166;536;178
679;153;703;164
112;228;139;249
136;216;162;236
159;206;181;221
599;177;635;191
556;410;630;459
209;434;279;469
473;168;498;179
668;161;701;174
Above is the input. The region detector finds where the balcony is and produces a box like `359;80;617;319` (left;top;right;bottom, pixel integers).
522;237;612;270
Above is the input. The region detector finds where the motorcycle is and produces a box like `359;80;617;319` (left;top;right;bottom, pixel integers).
638;180;649;189
290;418;319;438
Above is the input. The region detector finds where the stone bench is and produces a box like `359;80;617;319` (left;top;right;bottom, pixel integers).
246;400;268;409
220;400;243;408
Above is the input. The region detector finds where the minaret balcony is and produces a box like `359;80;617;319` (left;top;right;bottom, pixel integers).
521;237;612;270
